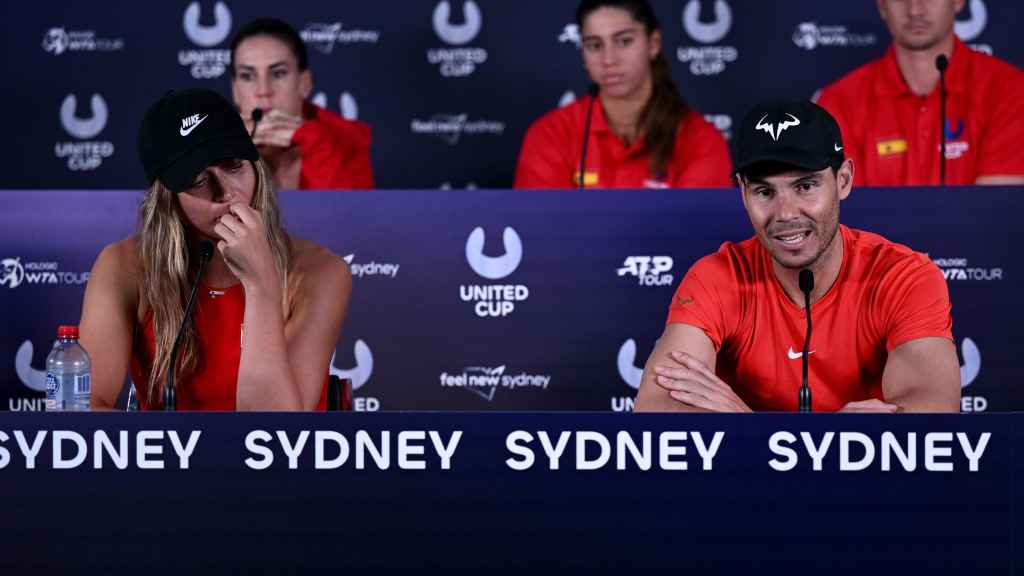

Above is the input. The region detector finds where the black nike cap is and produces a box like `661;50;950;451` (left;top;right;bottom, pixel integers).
732;100;845;178
138;88;258;193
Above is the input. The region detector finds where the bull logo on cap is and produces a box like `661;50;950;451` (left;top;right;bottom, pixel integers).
754;113;801;142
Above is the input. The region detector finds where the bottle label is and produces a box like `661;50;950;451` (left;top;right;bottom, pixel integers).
74;374;91;395
46;372;61;411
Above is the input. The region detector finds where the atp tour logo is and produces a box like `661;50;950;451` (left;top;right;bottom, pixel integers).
42;27;124;55
460;227;528;317
329;339;380;411
12;339;50;411
55;94;114;171
428;1;487;77
311;92;360;120
677;0;738;76
439;365;552;402
611;339;645;412
959;337;986;412
932;257;1003;281
410;114;505;145
179;1;232;79
343;253;400;279
618;256;674;287
300;22;380;55
0;257;88;289
792;22;877;51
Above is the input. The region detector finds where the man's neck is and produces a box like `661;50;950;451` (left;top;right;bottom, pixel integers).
599;80;651;143
894;34;956;97
773;227;845;308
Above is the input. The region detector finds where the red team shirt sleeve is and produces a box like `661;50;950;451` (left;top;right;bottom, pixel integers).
814;86;864;178
665;253;735;351
874;255;953;352
292;118;375;189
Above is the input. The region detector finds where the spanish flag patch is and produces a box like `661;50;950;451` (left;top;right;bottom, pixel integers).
876;138;908;157
572;171;599;187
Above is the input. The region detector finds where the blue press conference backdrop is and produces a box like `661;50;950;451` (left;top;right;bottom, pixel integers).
0;187;1019;412
0;0;1020;189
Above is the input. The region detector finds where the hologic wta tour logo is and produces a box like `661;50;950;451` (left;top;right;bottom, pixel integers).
792;22;877;51
55;94;114;171
41;27;124;55
178;1;232;79
329;339;380;411
460;227;528;317
1;257;89;289
428;1;487;77
677;0;738;76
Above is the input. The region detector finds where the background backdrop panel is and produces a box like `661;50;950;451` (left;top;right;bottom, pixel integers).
0;187;1018;412
0;0;1017;189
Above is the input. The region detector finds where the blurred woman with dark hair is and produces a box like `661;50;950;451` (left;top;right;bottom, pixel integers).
515;0;731;189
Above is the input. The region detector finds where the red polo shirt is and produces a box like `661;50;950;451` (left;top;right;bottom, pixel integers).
816;37;1024;186
666;226;953;412
514;95;732;189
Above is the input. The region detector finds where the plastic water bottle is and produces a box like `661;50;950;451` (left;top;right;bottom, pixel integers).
45;325;91;411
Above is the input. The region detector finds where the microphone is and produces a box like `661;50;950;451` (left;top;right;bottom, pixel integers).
165;241;214;411
578;84;599;190
250;108;263;139
798;269;814;413
935;55;948;186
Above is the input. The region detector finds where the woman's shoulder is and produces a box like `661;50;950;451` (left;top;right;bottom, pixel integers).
93;235;141;280
290;237;351;290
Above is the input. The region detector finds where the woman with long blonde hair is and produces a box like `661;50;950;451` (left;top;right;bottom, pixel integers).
81;88;351;410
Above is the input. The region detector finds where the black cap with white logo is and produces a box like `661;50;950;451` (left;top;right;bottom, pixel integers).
138;88;258;193
732;100;844;178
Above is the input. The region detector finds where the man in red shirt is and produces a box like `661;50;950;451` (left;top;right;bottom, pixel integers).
230;18;374;190
634;101;960;413
815;0;1024;186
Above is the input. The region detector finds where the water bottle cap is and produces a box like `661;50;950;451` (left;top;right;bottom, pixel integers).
57;325;79;339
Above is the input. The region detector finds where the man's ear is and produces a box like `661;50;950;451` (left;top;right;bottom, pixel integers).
837;159;855;200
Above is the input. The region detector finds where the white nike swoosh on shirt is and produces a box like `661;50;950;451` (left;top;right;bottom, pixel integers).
787;347;816;360
179;115;209;136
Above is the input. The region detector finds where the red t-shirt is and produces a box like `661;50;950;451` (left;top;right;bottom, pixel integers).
130;282;328;410
666;225;953;412
292;101;375;190
514;95;732;189
816;37;1024;186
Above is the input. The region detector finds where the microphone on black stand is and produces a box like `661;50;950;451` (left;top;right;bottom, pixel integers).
250;108;264;139
798;269;814;413
578;84;599;190
165;241;214;411
935;54;948;186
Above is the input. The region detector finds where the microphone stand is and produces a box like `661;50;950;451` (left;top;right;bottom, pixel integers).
165;241;214;411
936;55;949;186
798;269;814;413
578;85;599;190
